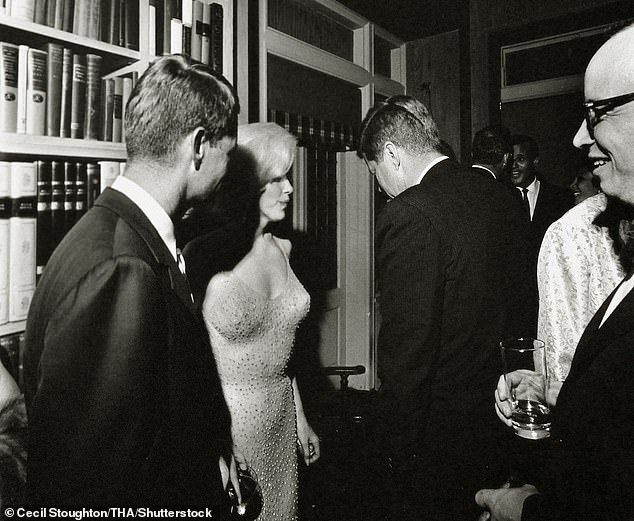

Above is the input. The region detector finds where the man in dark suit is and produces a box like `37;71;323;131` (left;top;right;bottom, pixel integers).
23;56;240;511
471;125;513;180
358;95;531;520
477;23;634;521
505;135;574;335
509;134;574;242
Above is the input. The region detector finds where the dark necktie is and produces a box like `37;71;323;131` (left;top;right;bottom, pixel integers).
522;188;531;221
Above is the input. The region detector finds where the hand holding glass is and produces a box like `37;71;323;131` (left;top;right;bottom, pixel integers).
500;338;551;440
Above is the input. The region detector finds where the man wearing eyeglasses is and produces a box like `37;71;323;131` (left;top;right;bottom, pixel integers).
359;95;531;521
476;23;634;521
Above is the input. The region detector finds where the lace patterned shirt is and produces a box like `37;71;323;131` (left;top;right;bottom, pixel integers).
537;193;624;381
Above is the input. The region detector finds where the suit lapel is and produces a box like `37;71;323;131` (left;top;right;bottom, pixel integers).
95;188;198;315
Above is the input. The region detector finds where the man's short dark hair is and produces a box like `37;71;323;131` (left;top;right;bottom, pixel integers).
511;134;539;159
472;125;511;165
357;95;440;161
125;55;239;163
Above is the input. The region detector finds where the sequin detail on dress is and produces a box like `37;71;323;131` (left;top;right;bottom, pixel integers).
203;258;310;521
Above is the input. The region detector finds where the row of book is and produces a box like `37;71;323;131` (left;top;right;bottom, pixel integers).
0;42;135;141
2;0;139;50
150;0;224;71
0;160;124;325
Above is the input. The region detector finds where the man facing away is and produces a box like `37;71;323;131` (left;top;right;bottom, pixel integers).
359;95;531;520
477;23;634;521
24;56;240;511
471;125;513;180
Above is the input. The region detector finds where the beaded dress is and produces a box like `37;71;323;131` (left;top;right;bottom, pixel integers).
202;250;310;521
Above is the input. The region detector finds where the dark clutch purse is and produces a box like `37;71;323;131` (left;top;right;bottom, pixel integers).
226;466;263;521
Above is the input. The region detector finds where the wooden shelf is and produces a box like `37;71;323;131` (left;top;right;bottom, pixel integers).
0;133;127;160
0;13;140;72
0;321;26;337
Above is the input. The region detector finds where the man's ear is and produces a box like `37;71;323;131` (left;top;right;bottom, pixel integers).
193;128;206;171
532;155;540;169
384;141;400;169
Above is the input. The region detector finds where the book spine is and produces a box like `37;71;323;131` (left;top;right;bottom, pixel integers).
87;0;100;40
10;0;35;21
106;0;119;45
59;47;72;137
170;18;183;54
73;0;90;37
63;161;76;232
98;161;119;192
16;45;28;134
201;3;210;65
125;0;138;50
181;0;192;56
74;162;86;220
35;160;51;278
53;0;64;30
182;24;191;57
26;48;47;136
117;0;125;47
34;0;47;25
99;78;113;141
0;162;10;325
0;42;19;133
209;3;223;74
121;76;132;142
148;1;156;57
63;0;75;33
191;0;203;61
162;0;176;55
112;77;122;143
69;53;86;139
49;161;64;251
8;161;37;322
46;0;56;27
83;53;101;140
86;162;99;208
44;43;63;137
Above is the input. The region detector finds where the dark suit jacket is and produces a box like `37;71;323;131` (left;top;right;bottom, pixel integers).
375;159;532;518
24;188;232;510
522;278;634;521
530;178;574;246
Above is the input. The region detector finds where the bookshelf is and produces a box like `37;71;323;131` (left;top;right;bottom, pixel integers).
0;133;127;159
0;321;26;337
0;0;236;359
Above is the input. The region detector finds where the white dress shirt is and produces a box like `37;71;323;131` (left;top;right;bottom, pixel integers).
111;176;180;265
516;177;540;220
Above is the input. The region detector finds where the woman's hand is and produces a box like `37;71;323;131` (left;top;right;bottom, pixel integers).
296;415;320;466
219;445;248;504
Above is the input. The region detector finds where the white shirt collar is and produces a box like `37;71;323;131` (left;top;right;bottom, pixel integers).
416;155;449;185
111;176;178;263
518;176;539;194
472;164;496;179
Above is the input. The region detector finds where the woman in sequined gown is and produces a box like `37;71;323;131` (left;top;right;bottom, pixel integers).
199;123;320;521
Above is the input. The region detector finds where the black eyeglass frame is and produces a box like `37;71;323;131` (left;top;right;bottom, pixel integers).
584;91;634;137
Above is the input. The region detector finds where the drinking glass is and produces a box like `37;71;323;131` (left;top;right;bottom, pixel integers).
500;338;551;440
